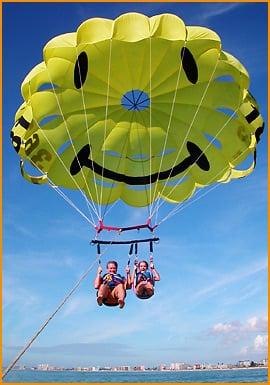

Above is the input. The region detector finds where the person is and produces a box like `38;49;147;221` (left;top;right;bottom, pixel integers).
131;258;160;299
94;260;131;309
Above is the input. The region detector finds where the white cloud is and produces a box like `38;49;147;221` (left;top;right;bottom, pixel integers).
197;3;243;22
246;316;268;332
210;316;268;358
212;321;240;334
254;335;268;352
211;315;268;336
240;334;268;356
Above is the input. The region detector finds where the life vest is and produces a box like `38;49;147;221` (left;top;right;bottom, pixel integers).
135;270;154;287
102;273;125;289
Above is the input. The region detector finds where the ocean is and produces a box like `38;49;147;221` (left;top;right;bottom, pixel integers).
3;368;268;383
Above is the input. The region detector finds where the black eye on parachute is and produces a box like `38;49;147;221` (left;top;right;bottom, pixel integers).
180;47;199;84
74;51;88;89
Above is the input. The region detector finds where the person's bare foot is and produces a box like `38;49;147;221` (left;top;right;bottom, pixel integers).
118;299;125;309
97;296;103;306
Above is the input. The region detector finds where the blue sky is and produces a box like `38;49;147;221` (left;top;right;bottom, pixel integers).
3;2;268;369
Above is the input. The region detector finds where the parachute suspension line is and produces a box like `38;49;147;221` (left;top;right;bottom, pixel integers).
75;46;101;215
157;144;250;226
101;110;136;221
136;114;151;217
21;114;96;227
42;70;100;219
2;252;103;380
149;40;187;218
34;74;98;222
49;183;96;226
78;191;96;226
150;51;220;219
152;100;242;221
31;118;98;223
100;38;113;218
101;198;118;222
149;36;153;210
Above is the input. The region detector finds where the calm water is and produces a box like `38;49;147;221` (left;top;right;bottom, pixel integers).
3;368;268;383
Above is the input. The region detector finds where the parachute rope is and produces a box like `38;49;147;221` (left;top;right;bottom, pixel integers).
2;256;98;380
157;145;252;226
30;119;99;224
42;71;102;221
2;230;122;380
151;102;242;221
101;111;136;221
136;111;151;215
151;49;220;219
22;155;96;227
149;36;153;219
75;45;102;216
49;183;96;226
150;40;187;218
100;38;113;217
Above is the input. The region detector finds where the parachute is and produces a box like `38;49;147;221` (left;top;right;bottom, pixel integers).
11;12;264;222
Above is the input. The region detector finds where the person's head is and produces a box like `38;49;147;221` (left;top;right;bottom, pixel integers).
106;260;118;273
138;260;148;272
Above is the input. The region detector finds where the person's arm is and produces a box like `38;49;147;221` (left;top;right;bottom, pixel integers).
94;265;103;289
125;265;132;289
130;263;138;286
150;261;160;281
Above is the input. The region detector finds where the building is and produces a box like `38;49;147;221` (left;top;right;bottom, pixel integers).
238;360;251;368
115;366;131;371
133;365;145;371
170;362;188;370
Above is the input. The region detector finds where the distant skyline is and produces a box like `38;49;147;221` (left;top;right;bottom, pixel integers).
11;356;268;370
3;2;268;369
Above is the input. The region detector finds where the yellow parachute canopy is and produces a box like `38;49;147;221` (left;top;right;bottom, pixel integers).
11;13;264;207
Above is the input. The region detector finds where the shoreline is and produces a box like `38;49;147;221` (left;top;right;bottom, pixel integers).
8;366;268;373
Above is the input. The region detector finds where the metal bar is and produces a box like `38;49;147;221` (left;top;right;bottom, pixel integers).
91;237;159;245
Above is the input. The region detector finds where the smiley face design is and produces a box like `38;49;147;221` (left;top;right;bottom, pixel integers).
11;13;264;207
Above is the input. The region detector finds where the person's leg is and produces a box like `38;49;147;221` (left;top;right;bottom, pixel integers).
114;284;126;308
145;282;154;298
135;282;147;297
135;282;153;298
97;284;110;305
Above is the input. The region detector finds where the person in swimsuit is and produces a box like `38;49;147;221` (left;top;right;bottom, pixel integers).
94;260;131;309
132;259;160;299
